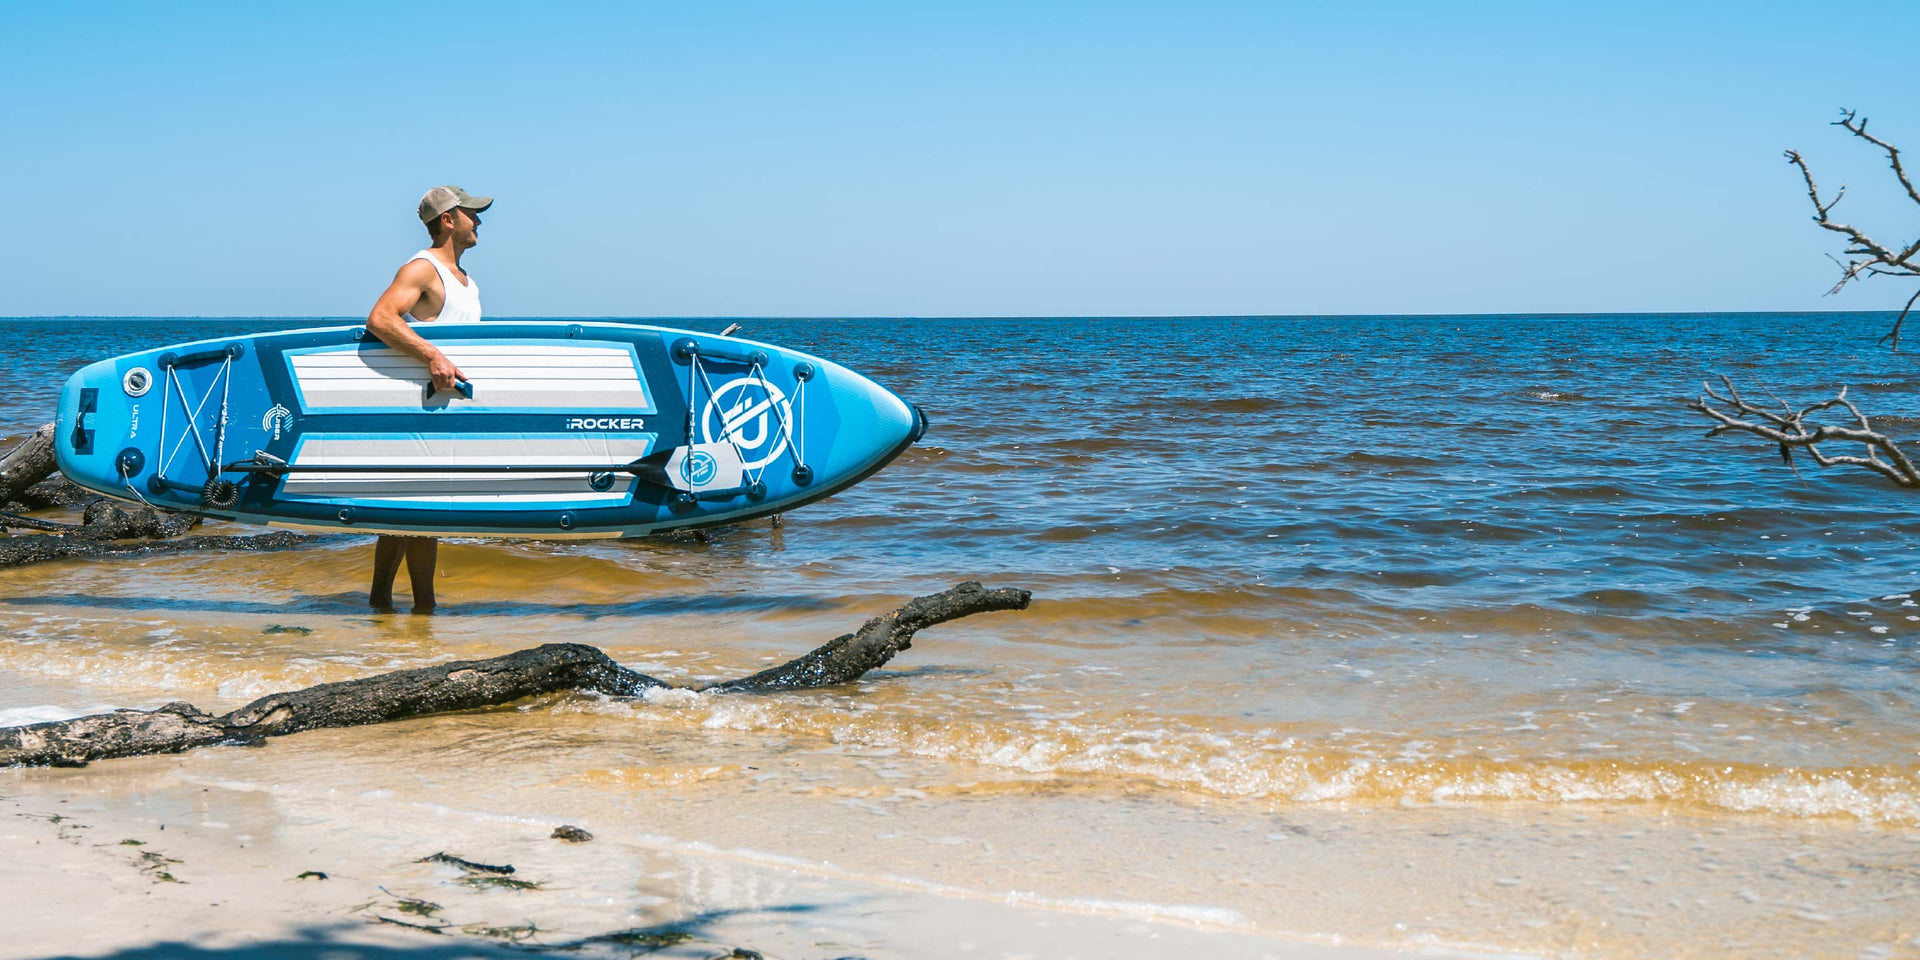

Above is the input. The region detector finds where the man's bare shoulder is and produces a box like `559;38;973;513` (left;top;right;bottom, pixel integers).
370;257;442;324
390;258;440;288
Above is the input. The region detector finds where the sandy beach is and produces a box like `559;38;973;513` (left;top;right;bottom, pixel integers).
7;691;1918;959
3;740;1405;960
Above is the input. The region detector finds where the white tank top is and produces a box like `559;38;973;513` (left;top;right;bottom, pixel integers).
403;250;483;323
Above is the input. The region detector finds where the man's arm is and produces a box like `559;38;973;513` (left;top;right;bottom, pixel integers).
365;260;468;391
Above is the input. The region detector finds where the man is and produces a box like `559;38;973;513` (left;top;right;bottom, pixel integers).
362;185;492;611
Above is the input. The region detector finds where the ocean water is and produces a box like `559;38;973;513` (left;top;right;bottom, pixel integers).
3;314;1919;957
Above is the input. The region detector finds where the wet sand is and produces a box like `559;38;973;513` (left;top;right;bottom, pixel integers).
6;709;1919;959
2;754;1402;960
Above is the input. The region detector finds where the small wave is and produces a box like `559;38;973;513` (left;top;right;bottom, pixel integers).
1013;583;1366;621
590;695;1920;827
1334;451;1442;469
1204;397;1290;414
1519;387;1589;402
1570;587;1666;612
1391;518;1542;544
1495;483;1636;501
1366;568;1469;589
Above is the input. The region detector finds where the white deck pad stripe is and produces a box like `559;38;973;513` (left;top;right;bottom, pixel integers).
281;435;654;505
289;345;649;411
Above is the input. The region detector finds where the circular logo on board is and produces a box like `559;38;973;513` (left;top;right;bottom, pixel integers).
680;450;719;486
699;379;790;470
261;403;293;440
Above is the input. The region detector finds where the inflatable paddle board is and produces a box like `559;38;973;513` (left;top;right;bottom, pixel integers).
53;322;925;538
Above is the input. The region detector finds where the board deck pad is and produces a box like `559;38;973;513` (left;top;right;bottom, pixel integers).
54;322;924;538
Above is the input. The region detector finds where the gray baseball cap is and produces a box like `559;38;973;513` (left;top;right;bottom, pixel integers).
418;185;493;223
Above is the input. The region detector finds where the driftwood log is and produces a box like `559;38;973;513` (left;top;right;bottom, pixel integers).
0;423;55;502
9;476;95;513
0;423;325;565
0;581;1032;767
0;525;316;568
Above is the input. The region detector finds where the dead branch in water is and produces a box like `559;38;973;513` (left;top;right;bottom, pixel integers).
0;581;1033;768
709;582;1026;692
1687;375;1920;488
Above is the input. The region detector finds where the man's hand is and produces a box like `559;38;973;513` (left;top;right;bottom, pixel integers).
426;353;467;391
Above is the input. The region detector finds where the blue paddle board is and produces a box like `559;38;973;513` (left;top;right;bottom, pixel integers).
52;322;925;538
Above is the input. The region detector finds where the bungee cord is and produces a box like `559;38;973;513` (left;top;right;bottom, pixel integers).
154;354;235;506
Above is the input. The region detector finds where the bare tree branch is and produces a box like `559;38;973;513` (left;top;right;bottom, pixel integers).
1877;286;1920;351
1687;376;1920;488
1785;146;1918;293
1836;108;1920;208
1785;110;1920;346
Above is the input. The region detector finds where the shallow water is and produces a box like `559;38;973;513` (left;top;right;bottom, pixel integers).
3;314;1919;956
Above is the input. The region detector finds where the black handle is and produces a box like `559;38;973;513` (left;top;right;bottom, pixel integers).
159;343;245;368
425;378;474;400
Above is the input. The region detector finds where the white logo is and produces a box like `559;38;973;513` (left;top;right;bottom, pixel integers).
567;417;647;430
680;450;719;485
700;379;790;471
262;404;293;440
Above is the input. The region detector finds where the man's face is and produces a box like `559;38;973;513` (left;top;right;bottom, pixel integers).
443;207;481;249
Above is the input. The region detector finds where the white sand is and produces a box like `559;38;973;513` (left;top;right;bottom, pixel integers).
1;757;1402;960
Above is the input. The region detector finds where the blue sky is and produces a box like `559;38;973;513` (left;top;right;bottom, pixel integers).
3;1;1918;317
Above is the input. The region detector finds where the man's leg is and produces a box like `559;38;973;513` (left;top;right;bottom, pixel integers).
369;535;405;609
405;537;439;612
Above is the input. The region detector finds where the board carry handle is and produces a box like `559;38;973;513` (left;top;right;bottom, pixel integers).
423;378;474;400
670;337;769;368
158;343;245;369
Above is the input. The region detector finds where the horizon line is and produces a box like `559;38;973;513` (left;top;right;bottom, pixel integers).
0;309;1903;322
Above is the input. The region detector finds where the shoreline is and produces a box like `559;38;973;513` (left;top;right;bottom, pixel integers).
7;721;1919;959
